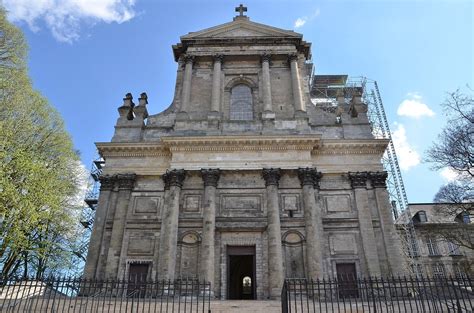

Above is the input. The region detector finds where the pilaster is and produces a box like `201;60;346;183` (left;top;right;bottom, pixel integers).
158;169;186;280
104;173;136;279
262;168;284;298
261;53;275;120
84;175;116;279
288;53;305;114
200;169;220;294
349;172;382;277
298;168;324;279
180;55;195;113
369;171;406;275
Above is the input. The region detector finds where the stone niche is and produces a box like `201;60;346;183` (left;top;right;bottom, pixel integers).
283;231;305;278
127;235;155;256
329;234;357;256
176;232;201;279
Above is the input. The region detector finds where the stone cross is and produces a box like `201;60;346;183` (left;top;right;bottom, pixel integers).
235;4;247;16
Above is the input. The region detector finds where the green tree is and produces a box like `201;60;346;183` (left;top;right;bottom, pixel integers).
0;6;84;278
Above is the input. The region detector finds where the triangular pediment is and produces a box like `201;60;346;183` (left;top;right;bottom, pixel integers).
181;18;302;40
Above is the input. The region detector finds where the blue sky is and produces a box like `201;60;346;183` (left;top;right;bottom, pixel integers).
4;0;473;202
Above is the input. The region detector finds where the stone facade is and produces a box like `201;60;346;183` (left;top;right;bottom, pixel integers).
84;9;405;300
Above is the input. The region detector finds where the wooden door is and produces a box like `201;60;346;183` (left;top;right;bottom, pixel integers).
336;263;358;298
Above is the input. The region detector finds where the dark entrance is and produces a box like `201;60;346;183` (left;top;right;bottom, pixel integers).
128;263;149;297
227;246;256;300
336;263;358;298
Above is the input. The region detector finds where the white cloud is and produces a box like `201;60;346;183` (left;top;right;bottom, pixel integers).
3;0;137;43
294;8;320;29
397;93;435;119
391;123;420;171
440;167;459;182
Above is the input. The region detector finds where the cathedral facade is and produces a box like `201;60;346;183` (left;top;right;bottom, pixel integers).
84;8;405;300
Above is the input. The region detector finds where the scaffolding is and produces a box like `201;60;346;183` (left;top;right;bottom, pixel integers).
310;75;419;273
77;157;104;261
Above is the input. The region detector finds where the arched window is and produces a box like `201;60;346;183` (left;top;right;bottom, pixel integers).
413;211;427;224
230;84;253;120
455;211;471;224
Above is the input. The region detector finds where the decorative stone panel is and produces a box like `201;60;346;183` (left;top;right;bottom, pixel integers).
127;236;155;256
182;194;202;213
133;196;160;214
219;193;262;215
324;194;352;213
329;234;357;255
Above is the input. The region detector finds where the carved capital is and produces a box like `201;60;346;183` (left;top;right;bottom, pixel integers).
262;168;281;187
348;172;368;189
261;53;272;63
369;171;388;188
168;169;186;188
287;53;298;63
183;54;195;65
201;168;220;187
297;168;322;188
99;175;116;191
116;173;136;190
213;54;224;63
162;172;171;190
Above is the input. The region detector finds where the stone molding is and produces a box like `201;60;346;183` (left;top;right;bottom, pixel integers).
96;143;171;158
287;53;298;63
161;135;320;152
116;173;136;190
262;168;281;187
168;169;186;188
348;172;368;189
99;174;116;191
201;168;220;187
312;139;389;156
369;171;388;188
297;168;322;188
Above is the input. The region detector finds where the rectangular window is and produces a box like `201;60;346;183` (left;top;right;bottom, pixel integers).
453;264;467;280
426;237;440;256
406;234;419;257
447;241;461;255
410;263;424;278
432;263;445;279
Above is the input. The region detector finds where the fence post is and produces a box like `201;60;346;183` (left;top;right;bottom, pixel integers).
281;280;288;313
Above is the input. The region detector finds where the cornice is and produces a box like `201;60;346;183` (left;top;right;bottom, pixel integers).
161;135;321;152
96;142;171;158
312;139;389;156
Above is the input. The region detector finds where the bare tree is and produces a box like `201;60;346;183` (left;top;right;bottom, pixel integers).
425;87;474;250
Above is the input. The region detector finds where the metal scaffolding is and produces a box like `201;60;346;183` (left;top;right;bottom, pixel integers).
310;75;419;272
77;157;103;261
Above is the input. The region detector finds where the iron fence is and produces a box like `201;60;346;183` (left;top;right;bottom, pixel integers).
0;276;211;312
282;275;473;313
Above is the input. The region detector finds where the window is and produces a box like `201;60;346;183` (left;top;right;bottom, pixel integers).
410;263;424;278
447;241;461;256
413;211;427;223
455;211;471;224
431;263;445;279
406;234;419;257
426;237;440;256
230;84;253;120
453;264;468;280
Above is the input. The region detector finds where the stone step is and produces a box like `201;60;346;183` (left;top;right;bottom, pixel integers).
210;300;281;313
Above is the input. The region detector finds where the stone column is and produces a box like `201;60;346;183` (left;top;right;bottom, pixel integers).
262;168;284;298
211;55;223;113
261;53;274;116
157;169;186;280
104;173;136;279
349;172;382;277
288;53;305;113
369;172;406;275
298;168;324;279
84;175;116;279
180;55;195;113
200;169;220;293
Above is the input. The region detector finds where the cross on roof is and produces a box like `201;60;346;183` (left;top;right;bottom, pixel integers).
235;4;247;17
